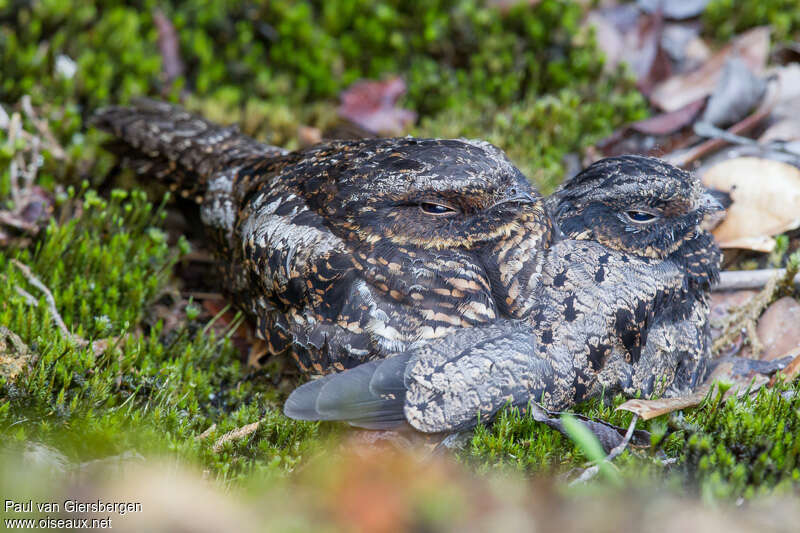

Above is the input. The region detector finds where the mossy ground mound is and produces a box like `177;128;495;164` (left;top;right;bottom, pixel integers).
1;0;799;508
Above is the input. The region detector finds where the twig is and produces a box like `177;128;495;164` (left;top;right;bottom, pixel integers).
20;95;66;160
715;269;800;291
11;258;71;339
8;259;117;356
212;420;261;453
712;261;798;356
0;272;40;306
0;211;39;233
570;414;639;485
663;86;777;168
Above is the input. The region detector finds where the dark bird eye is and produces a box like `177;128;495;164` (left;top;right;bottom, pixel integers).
625;210;658;223
420;202;457;215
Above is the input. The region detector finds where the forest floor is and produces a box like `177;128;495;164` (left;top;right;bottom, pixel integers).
2;1;800;531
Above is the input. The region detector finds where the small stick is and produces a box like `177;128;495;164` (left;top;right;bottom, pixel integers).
663;86;777;168
11;258;72;339
212;420;261;453
570;414;640;485
715;269;800;291
0;211;39;233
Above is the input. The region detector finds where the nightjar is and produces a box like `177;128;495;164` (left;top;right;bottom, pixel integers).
285;156;723;432
93;99;552;374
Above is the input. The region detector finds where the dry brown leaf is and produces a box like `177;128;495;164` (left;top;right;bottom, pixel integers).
773;347;800;383
617;387;709;420
617;354;789;420
701;157;800;251
630;97;706;135
650;27;770;111
740;297;800;361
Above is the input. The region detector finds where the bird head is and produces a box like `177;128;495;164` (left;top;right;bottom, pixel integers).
300;138;547;252
549;155;722;285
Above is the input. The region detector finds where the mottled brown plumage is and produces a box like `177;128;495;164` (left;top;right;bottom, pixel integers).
93;99;552;374
285;156;722;432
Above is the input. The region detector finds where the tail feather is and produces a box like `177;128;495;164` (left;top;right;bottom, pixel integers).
92;98;284;199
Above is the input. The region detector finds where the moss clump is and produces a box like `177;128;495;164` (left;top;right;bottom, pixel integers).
1;0;647;190
704;0;800;43
674;382;800;501
416;82;647;193
462;382;800;501
0;188;323;483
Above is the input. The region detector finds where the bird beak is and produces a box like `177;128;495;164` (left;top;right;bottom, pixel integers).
698;190;724;213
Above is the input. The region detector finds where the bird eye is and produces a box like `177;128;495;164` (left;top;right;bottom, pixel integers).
625;210;658;223
420;202;458;216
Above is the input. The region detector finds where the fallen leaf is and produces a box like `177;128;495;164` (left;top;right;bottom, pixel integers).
710;290;757;327
772;347;800;383
650;27;770;111
638;0;710;20
617;388;708;420
767;63;800;120
759;118;800;144
702;157;800;251
661;23;710;72
338;77;416;135
629;13;672;94
617;355;789;420
740;297;800;361
529;403;650;453
0;326;37;381
701;57;767;127
630;97;705;135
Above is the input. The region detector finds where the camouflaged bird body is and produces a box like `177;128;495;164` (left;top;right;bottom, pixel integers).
93;100;552;374
284;155;722;433
402;238;714;432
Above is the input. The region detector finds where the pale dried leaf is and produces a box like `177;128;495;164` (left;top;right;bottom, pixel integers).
759;118;800;144
638;0;710;20
617;387;709;420
767;64;800;122
650;27;770;111
741;297;800;361
701;58;766;127
702;157;800;251
617;355;784;419
587;11;625;70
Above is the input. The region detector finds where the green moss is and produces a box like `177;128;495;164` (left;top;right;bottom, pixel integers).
416;79;647;193
1;0;647;190
461;382;800;500
704;0;800;43
0;186;323;482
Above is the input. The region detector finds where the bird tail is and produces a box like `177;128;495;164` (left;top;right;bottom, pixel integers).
91;98;285;201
